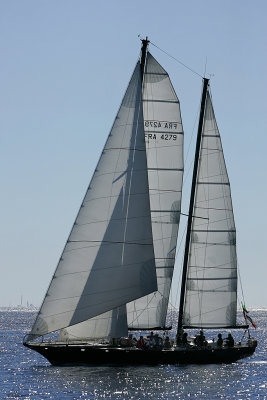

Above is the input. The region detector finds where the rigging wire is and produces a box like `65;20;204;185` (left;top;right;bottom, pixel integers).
237;259;246;305
150;41;203;79
204;56;208;78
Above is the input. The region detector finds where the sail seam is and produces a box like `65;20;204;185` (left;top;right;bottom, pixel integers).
77;214;151;225
44;283;146;305
65;234;179;252
145;130;183;134
191;242;235;246
187;277;237;281
202;134;220;137
93;166;184;178
189;266;236;270
68;240;153;245
188;289;235;293
55;261;155;277
83;188;182;203
201;147;223;151
196;193;232;203
144;144;183;149
148;168;184;171
190;216;234;228
192;229;236;232
183;325;248;329
195;206;234;211
197;181;230;185
92;168;148;178
71;215;180;227
55;261;174;279
151;209;180;213
105;147;146;151
143;99;179;104
204;127;220;133
145;72;168;76
152;221;179;224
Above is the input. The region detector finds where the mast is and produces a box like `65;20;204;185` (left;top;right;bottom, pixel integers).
140;37;149;80
127;43;184;332
177;78;209;342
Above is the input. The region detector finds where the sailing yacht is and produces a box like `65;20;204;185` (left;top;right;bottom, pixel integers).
23;38;257;365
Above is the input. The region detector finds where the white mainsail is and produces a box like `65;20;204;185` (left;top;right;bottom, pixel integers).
127;53;184;329
29;62;157;338
183;91;237;328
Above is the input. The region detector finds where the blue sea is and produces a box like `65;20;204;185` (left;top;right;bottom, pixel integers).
0;310;266;399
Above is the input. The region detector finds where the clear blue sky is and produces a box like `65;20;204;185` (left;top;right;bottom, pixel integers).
1;0;266;308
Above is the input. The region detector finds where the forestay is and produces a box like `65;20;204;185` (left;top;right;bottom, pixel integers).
29;62;157;338
183;92;237;328
127;53;184;329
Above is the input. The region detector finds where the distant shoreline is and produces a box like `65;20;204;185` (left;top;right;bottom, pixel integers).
0;306;266;312
0;306;38;312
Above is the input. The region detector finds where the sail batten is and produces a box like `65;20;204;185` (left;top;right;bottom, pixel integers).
183;91;237;329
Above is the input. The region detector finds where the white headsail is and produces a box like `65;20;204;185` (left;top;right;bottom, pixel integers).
57;306;127;342
127;53;184;329
29;62;157;338
183;91;237;328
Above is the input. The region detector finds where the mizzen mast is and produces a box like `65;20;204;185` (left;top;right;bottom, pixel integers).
177;78;209;343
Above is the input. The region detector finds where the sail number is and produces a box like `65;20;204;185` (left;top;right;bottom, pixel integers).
145;133;177;140
144;120;178;130
144;120;179;140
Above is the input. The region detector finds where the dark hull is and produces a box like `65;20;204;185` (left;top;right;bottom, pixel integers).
24;341;257;366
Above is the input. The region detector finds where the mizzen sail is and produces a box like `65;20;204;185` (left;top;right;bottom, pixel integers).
183;91;237;328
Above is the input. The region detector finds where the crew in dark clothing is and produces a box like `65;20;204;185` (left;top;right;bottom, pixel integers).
225;333;234;347
182;332;188;346
194;330;207;346
164;336;171;348
217;333;223;347
154;334;162;348
137;336;145;349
